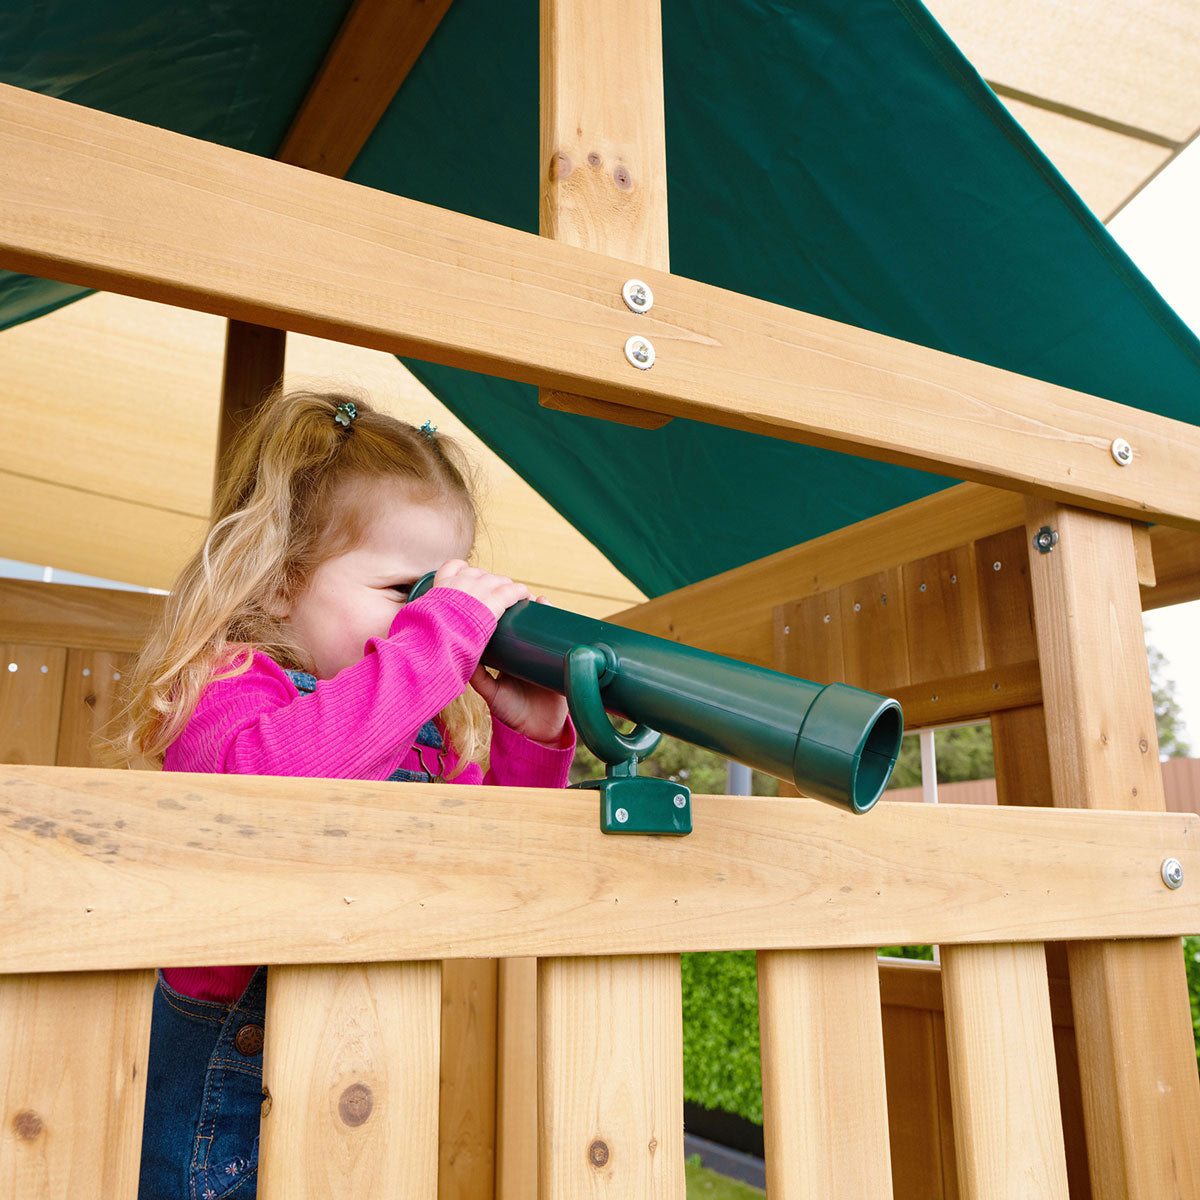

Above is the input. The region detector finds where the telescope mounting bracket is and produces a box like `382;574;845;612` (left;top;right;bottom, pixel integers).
564;644;692;835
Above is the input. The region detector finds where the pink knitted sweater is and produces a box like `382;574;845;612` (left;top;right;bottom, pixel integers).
162;587;575;1002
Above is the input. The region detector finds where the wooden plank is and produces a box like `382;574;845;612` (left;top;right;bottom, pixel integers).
495;957;539;1200
881;1005;957;1200
0;580;161;653
0;645;66;765
438;959;497;1200
615;485;1024;664
1025;500;1200;1197
1143;523;1200;610
217;321;286;495
6;87;1200;530
538;0;673;429
939;942;1069;1199
55;649;134;768
902;545;984;684
275;0;455;178
538;955;683;1199
891;661;1041;731
757;948;892;1198
258;961;440;1200
839;569;910;694
2;766;1199;970
0;969;154;1199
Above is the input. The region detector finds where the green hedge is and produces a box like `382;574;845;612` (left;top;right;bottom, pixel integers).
682;939;1200;1125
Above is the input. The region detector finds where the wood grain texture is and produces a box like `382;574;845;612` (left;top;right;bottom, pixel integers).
615;484;1024;664
1025;501;1200;1197
538;955;683;1200
258;961;440;1200
55;649;134;769
438;959;497;1200
940;942;1069;1199
1;766;1198;971
839;569;910;693
5;84;1200;528
902;544;985;683
757;948;892;1199
538;0;673;427
0;969;154;1200
0;580;161;653
495;957;539;1200
217;321;286;499
275;0;455;178
0;645;66;766
1143;523;1200;610
890;661;1041;731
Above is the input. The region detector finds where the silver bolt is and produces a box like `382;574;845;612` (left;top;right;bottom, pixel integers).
615;807;629;824
622;278;654;314
624;335;655;370
1111;437;1133;466
673;794;687;809
1162;858;1184;889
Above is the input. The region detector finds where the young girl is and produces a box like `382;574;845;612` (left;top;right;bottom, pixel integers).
119;388;575;1200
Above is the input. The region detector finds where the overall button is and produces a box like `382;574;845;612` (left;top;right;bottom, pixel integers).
234;1023;264;1056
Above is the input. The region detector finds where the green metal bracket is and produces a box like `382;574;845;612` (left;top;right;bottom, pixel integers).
564;644;692;835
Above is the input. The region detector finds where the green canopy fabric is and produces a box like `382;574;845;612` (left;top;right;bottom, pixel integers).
4;0;1199;597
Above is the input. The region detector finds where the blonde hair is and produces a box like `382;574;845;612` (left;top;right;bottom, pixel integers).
114;388;490;772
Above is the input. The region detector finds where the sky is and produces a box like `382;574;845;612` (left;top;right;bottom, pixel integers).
1109;140;1200;750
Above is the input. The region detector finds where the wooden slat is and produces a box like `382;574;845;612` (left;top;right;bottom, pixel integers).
217;321;286;496
258;961;440;1200
438;959;497;1200
1;766;1198;970
0;579;161;653
0;969;154;1199
54;649;133;768
891;660;1041;730
839;568;910;694
617;485;1024;663
495;957;539;1200
538;955;683;1199
0;645;66;765
275;0;455;178
757;948;892;1198
1143;523;1200;610
1025;500;1200;1197
940;942;1069;1199
6;87;1200;531
538;0;672;429
1131;521;1156;587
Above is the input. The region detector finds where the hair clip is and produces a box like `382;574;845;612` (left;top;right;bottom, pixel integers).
334;402;358;428
420;420;437;439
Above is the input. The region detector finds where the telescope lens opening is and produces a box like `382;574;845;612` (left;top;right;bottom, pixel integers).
851;703;904;813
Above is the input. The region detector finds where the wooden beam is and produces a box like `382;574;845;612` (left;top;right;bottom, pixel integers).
1024;500;1200;1196
620;483;1024;662
891;659;1041;730
1;765;1197;971
276;0;455;178
5;84;1200;529
1143;523;1200;610
538;0;672;429
0;579;160;653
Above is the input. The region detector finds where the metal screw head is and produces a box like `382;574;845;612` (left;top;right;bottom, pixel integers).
1033;526;1058;554
919;582;926;593
624;335;655;370
622;278;654;314
1162;858;1184;889
673;794;687;809
1111;437;1133;466
823;613;831;623
615;807;629;824
993;561;1002;571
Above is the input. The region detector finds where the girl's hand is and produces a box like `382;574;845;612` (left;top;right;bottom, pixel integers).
433;560;531;619
469;597;571;747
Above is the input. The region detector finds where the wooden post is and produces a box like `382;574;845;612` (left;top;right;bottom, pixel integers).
539;0;672;428
1024;499;1200;1198
215;320;286;501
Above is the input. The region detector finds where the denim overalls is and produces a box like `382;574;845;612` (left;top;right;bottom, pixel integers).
137;671;446;1199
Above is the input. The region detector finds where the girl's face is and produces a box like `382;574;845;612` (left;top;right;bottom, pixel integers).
281;478;473;679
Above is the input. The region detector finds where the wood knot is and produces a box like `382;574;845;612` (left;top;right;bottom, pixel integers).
587;1139;610;1168
587;151;602;167
1139;738;1150;753
83;693;97;708
13;1110;43;1140
613;164;632;189
338;1083;373;1127
549;151;573;180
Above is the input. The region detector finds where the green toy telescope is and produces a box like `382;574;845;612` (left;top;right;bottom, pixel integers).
410;574;903;834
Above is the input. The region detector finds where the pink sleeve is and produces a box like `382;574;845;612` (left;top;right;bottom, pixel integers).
167;588;497;778
484;715;576;789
